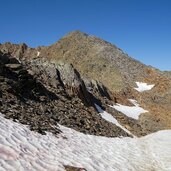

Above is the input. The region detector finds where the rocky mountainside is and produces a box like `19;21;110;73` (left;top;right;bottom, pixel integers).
0;30;171;139
164;71;171;79
0;51;131;137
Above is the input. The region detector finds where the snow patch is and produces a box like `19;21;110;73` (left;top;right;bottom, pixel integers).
37;51;40;57
111;99;148;120
95;104;133;136
134;82;155;92
0;113;171;171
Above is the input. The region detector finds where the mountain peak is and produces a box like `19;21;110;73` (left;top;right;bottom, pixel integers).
65;30;89;36
61;30;89;40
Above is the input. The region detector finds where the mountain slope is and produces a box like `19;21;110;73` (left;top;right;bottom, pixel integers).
0;51;130;137
40;31;155;91
0;30;171;136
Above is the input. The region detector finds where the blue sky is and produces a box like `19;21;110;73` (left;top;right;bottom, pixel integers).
0;0;171;70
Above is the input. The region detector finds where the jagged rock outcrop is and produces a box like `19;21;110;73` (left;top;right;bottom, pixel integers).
0;42;27;60
84;78;111;99
56;61;92;106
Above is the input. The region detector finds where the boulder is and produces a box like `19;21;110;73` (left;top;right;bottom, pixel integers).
56;61;92;106
84;78;110;99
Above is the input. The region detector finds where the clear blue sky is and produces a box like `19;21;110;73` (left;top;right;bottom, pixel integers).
0;0;171;70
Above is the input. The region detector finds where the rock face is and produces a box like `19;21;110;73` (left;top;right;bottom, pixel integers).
56;61;92;106
84;78;111;99
0;30;171;137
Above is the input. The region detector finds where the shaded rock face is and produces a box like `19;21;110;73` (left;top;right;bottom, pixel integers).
21;57;93;106
21;57;59;89
0;51;61;135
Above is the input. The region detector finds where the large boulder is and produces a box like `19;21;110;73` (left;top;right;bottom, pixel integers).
84;78;110;99
56;61;92;106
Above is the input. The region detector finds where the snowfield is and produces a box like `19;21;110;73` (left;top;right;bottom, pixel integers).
134;82;155;92
111;99;148;120
95;104;133;136
0;113;171;171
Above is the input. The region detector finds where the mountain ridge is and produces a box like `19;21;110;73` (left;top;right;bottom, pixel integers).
0;30;171;138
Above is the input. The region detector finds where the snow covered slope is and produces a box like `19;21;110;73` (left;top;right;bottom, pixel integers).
95;104;133;136
0;113;171;171
111;99;148;120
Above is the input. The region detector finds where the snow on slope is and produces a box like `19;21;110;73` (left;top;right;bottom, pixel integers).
95;104;133;136
37;51;40;57
134;82;155;92
0;113;171;171
111;99;148;120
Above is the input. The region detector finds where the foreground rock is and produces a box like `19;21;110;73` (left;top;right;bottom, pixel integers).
65;165;87;171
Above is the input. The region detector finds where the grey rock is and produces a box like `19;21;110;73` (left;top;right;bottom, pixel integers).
55;61;92;105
